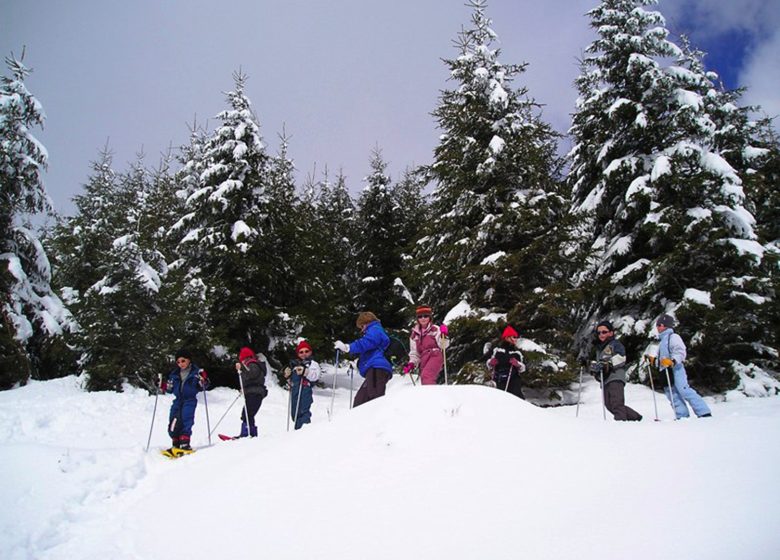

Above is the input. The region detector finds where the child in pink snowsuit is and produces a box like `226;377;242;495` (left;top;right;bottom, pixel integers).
403;306;448;385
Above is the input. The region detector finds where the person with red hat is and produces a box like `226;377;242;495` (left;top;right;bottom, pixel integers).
230;346;269;438
284;340;321;429
403;305;449;385
485;325;526;399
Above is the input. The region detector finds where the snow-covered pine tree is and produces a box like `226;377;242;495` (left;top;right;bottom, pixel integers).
393;166;428;261
307;168;359;343
568;0;777;391
73;158;170;390
354;147;407;329
408;1;569;381
0;53;74;388
172;70;271;350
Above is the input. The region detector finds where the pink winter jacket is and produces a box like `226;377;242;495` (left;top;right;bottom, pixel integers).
408;324;447;385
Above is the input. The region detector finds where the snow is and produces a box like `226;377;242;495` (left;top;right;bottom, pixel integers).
230;219;255;242
2;376;779;560
443;300;473;324
683;287;713;308
650;155;671;181
488;134;505;155
726;238;765;263
480;250;506;265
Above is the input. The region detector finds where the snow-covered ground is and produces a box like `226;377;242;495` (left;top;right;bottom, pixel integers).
1;370;779;560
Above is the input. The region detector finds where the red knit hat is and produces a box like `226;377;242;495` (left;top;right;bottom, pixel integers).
501;325;519;339
239;346;255;361
416;305;432;316
296;340;312;353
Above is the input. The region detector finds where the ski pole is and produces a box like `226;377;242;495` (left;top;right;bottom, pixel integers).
209;392;241;437
575;366;584;418
238;363;251;437
286;377;292;432
644;357;659;421
599;365;607;420
146;375;161;452
442;335;449;385
293;372;305;430
329;350;340;421
663;366;677;419
349;363;355;409
202;382;211;446
504;369;512;392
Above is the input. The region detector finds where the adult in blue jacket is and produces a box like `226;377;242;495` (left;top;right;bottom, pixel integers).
161;348;208;451
335;311;393;407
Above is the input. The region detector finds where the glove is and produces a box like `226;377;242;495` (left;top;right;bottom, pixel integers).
294;366;305;376
283;367;292;378
159;377;168;393
488;358;498;368
644;354;656;366
334;341;350;353
439;324;449;337
509;358;525;373
589;361;602;375
235;362;242;372
199;371;209;388
660;357;674;368
403;362;414;375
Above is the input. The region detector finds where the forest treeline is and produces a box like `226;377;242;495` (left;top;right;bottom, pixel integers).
2;1;778;397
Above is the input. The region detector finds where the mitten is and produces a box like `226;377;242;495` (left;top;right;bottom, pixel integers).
660;357;674;368
439;324;449;337
199;371;209;388
334;341;350;353
488;358;498;368
403;362;414;375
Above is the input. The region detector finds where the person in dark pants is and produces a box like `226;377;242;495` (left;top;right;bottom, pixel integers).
233;346;268;437
161;348;208;451
486;325;526;399
591;321;642;421
334;311;393;408
284;340;321;430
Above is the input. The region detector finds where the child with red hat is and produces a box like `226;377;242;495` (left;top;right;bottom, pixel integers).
403;305;449;385
228;346;268;438
283;340;321;429
485;325;526;399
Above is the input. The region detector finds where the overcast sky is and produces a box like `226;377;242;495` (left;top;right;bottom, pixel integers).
3;0;778;216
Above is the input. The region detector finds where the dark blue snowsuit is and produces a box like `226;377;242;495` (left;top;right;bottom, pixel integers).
166;364;206;444
289;358;315;430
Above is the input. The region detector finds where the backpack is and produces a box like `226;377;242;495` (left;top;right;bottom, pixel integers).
384;335;409;370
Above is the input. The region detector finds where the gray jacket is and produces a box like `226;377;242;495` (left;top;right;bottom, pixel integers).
593;337;627;385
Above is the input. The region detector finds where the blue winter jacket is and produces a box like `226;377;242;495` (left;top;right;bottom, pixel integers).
166;364;206;401
349;320;392;377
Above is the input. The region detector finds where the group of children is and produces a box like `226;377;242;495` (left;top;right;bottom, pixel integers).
159;307;711;454
160;341;320;454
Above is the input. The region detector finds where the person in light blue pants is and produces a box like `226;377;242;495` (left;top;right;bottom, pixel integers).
656;314;712;419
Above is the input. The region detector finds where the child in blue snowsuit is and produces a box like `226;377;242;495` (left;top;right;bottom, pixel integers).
284;340;321;430
162;348;208;450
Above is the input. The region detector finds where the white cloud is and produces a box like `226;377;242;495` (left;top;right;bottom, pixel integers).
741;28;780;121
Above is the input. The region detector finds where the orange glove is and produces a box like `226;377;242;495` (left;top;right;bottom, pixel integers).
660;357;674;368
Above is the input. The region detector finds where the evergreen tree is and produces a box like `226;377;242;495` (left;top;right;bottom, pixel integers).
75;158;169;390
0;53;74;387
173;70;271;351
409;1;569;385
354;147;407;329
568;0;777;391
308;169;359;346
